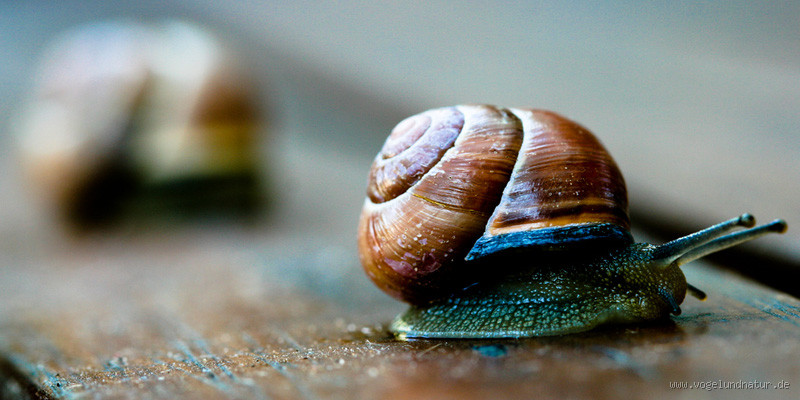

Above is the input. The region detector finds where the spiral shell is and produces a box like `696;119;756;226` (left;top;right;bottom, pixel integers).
358;105;631;304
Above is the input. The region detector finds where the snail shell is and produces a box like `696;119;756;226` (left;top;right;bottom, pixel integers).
358;104;631;304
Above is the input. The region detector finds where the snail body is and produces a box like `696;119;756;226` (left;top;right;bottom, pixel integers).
392;243;683;338
358;104;787;339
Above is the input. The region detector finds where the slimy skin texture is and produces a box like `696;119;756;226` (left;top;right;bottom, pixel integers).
392;243;688;339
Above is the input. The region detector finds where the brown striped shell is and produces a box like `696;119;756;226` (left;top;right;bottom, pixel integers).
357;105;631;304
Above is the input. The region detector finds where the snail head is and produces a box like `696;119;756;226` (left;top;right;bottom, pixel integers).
646;213;787;314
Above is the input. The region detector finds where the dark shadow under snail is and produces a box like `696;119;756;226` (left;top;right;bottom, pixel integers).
357;105;787;339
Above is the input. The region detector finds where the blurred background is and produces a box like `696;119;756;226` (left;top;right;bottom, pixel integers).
0;1;798;293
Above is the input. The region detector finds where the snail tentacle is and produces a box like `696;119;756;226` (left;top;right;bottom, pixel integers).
671;219;787;267
652;213;755;262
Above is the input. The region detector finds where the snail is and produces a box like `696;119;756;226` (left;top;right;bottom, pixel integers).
17;20;262;229
357;104;787;339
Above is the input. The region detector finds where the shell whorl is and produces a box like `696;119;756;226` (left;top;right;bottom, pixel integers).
358;105;631;304
467;108;631;259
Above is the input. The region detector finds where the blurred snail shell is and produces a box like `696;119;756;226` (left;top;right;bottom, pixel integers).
357;104;787;339
17;20;262;229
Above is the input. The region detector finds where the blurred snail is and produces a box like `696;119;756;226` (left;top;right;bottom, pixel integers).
17;20;262;229
357;104;787;339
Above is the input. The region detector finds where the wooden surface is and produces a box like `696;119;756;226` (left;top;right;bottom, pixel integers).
0;2;799;400
1;228;799;400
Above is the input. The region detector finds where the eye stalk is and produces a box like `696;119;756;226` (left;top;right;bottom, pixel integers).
651;213;787;300
652;213;787;264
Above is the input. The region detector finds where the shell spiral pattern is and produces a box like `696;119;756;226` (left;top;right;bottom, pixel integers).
358;105;631;304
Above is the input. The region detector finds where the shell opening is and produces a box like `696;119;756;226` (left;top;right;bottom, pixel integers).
465;222;633;260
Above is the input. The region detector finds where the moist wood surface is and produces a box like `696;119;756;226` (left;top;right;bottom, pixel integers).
1;229;798;400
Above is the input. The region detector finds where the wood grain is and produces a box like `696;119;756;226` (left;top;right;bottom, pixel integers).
0;4;797;399
1;229;798;399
